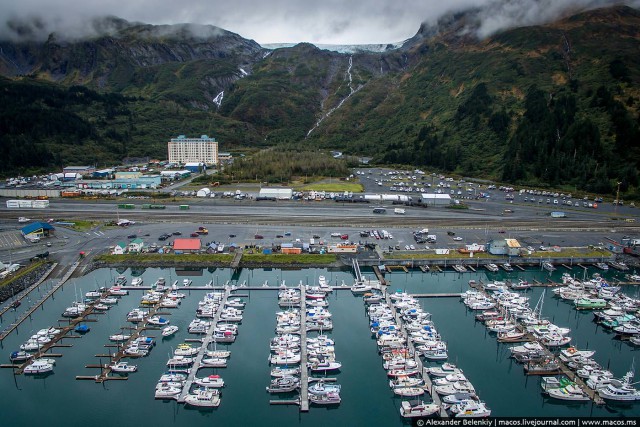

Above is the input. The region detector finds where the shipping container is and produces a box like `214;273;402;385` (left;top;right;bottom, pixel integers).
6;200;20;208
32;200;50;208
118;204;136;209
179;205;190;210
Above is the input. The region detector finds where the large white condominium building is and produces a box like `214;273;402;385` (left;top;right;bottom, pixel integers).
168;135;218;165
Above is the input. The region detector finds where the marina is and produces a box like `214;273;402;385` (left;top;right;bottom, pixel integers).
1;265;640;425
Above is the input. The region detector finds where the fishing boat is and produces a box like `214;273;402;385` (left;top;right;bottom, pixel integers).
539;334;571;347
194;375;225;388
266;376;300;393
23;359;54;374
560;347;596;360
162;325;179;337
184;388;221;407
497;330;526;342
108;286;128;296
181;279;192;287
393;387;425;397
308;391;341;405
308;380;341;395
399;400;440;418
542;262;556;272
597;371;640;402
110;362;137;373
510;279;532;290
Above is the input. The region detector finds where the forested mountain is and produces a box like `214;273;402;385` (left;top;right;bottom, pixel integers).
0;6;639;196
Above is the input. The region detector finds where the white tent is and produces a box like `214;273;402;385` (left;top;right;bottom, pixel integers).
259;188;293;200
197;187;212;197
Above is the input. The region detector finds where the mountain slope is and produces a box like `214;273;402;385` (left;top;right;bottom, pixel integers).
0;7;639;196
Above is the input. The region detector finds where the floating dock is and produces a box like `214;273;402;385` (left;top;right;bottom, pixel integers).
299;285;309;412
383;290;448;418
78;287;173;382
176;287;231;402
372;266;387;286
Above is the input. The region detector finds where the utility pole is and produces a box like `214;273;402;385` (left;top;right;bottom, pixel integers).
615;181;621;216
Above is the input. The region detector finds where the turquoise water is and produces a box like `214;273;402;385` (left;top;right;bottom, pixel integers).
1;266;639;425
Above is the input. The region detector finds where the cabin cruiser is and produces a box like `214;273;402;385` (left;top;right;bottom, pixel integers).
399;400;440;418
184;388;221;407
308;391;341;405
270;367;300;378
393;387;425;397
194;375;225;388
131;277;143;286
308;380;341;395
147;316;170;326
110;362;137;373
450;400;491;417
154;384;182;399
201;357;228;368
174;344;200;356
23;359;54;374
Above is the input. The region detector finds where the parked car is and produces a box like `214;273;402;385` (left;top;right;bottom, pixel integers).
255;234;264;239
127;234;137;239
190;233;199;237
172;231;182;235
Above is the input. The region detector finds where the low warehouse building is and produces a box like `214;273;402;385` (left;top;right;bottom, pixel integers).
21;222;55;239
173;238;202;253
420;193;452;206
487;239;521;256
259;188;293;200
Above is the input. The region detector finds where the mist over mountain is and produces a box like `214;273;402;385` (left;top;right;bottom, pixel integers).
0;4;639;197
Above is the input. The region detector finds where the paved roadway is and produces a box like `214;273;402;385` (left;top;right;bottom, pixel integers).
0;193;637;268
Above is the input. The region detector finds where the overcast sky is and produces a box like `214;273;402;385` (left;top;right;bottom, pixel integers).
1;0;638;44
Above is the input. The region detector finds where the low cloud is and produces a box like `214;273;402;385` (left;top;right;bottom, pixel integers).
0;0;638;44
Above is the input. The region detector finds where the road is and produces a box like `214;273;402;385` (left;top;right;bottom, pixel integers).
0;194;637;268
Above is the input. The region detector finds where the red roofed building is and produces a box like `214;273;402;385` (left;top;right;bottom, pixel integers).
173;238;201;253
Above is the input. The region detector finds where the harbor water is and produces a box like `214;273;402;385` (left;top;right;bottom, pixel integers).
1;266;639;425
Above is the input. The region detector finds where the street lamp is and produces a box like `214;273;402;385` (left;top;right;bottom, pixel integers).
615;181;622;216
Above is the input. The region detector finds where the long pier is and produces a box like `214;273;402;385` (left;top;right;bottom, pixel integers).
476;285;605;405
383;289;447;418
78;287;172;382
372;266;387;286
0;262;78;341
177;287;231;403
412;293;462;298
299;284;309;412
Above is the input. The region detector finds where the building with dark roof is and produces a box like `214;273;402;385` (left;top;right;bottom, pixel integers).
21;222;55;239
